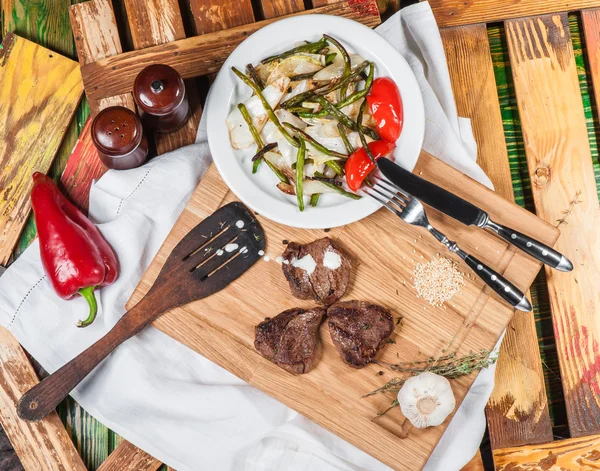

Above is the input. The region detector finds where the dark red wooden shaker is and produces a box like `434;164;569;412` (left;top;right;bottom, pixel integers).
91;106;149;170
133;64;190;133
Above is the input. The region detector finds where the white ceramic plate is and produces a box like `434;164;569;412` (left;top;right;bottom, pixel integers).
206;14;425;229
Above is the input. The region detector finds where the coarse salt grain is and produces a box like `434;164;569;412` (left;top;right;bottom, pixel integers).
413;257;465;307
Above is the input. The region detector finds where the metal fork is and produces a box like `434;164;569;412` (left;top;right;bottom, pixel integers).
364;179;532;312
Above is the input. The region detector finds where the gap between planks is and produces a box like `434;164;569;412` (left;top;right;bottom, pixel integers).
440;23;553;451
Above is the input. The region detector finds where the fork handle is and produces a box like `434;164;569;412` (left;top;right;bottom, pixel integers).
427;226;532;312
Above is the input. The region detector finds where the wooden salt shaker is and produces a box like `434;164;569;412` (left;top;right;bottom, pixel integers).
91;106;149;170
133;64;190;133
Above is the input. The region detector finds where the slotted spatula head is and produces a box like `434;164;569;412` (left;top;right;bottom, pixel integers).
151;202;266;308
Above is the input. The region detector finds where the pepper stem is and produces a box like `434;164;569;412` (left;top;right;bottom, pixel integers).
77;286;98;328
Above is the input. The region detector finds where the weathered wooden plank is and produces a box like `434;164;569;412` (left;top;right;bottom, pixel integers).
123;0;202;154
80;0;381;102
123;0;186;49
66;0;134;213
494;433;600;470
0;327;87;470
582;9;600;119
0;33;83;266
184;0;255;34
506;13;600;437
69;0;134;116
440;24;554;449
429;0;600;29
97;441;162;471
60;118;106;213
259;0;304;20
461;451;485;471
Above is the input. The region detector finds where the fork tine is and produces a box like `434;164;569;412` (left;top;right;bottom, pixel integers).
372;181;407;209
376;178;411;202
363;188;403;217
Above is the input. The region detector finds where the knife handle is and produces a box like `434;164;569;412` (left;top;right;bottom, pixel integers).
461;252;532;312
427;226;532;312
483;220;573;272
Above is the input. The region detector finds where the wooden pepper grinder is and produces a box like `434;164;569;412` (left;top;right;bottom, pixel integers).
91;106;149;170
133;64;190;133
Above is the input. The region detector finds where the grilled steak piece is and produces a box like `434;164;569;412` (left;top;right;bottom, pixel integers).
327;301;394;368
282;237;351;306
255;307;326;374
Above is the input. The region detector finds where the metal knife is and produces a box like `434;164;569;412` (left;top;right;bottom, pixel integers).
377;158;573;272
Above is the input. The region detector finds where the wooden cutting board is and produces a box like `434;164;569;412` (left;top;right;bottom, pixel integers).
128;151;559;470
0;33;83;265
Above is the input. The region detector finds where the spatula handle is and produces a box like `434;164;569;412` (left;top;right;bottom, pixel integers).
17;297;158;422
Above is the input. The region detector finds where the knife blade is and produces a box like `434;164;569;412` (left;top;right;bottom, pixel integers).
377;158;573;272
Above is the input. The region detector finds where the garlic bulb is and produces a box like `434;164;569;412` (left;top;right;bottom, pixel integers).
397;372;456;428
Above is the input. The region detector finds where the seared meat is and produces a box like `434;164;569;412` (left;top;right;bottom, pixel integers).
327;301;394;368
255;307;326;374
282;237;351;306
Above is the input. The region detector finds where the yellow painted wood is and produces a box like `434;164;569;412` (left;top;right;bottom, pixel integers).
0;33;83;265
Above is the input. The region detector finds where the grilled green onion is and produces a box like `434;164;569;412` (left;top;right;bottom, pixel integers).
238;103;264;147
325;52;337;65
283;123;346;159
251;142;277;162
280;61;369;109
310;193;320;207
337;122;355;154
317;180;361;200
357;99;375;163
232;67;298;147
265;158;290;184
297;109;329;119
261;38;328;64
336;62;375;109
246;63;264;90
295;138;306;211
323;34;351;98
289;72;317;81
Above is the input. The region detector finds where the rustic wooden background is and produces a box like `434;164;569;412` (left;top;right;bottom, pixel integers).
1;0;599;469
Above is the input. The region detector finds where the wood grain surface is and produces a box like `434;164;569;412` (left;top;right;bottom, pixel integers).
582;9;600;118
97;441;162;471
66;0;134;214
80;0;381;102
0;327;87;470
506;13;600;437
494;433;600;470
0;33;83;266
123;0;202;155
429;0;600;28
440;24;554;449
461;451;484;471
69;0;135;115
127;151;558;470
184;0;255;34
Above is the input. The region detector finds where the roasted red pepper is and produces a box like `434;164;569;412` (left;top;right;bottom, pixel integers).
31;173;119;327
345;140;396;192
367;77;403;143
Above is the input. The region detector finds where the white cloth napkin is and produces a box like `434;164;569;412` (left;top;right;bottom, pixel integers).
0;3;497;470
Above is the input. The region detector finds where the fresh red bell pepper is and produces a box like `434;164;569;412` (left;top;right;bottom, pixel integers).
30;173;119;328
345;140;396;192
367;77;403;143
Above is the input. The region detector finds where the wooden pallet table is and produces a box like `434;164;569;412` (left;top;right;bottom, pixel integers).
1;0;600;469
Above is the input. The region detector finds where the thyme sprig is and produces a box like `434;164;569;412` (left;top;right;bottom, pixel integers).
368;350;497;419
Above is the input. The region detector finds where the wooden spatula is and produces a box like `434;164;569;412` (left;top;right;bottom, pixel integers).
18;202;265;422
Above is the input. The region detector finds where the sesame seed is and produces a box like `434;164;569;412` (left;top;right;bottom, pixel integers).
413;257;465;307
